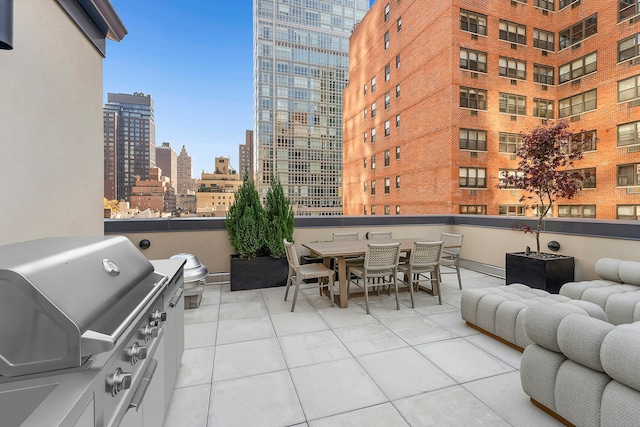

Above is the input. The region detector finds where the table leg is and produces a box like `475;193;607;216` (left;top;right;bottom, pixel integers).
337;256;348;308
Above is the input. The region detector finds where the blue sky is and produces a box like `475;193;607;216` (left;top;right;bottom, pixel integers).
104;0;254;177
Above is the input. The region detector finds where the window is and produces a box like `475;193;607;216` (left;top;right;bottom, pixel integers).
618;75;640;102
384;150;390;166
459;128;487;151
385;92;391;109
460;48;487;73
499;57;526;80
384;120;390;136
395;84;401;98
363;108;367;119
619;33;640;62
533;98;554;118
371;205;376;215
384;178;390;194
384;205;390;215
395;146;400;159
371;102;376;117
617;163;640;186
499;205;526;216
532;205;553;217
385;64;391;82
499;20;526;45
620;0;640;21
534;64;554;85
559;14;597;50
576;167;596;188
364;132;367;143
363;84;367;95
395;114;400;127
459;167;486;188
460;87;487;110
569;129;597;152
559;89;597;117
364;206;367;215
371;76;376;92
559;0;580;9
460;205;487;215
363;158;367;168
396;54;400;68
363;181;367;192
397;17;402;32
460;10;487;36
396;205;400;214
384;3;389;21
558;205;596;218
371;128;376;143
396;175;400;188
533;28;555;51
499;93;526;115
371;180;376;195
499;169;524;188
618;121;640;147
499;132;523;153
559;52;597;84
534;0;555;12
384;31;389;49
617;205;640;220
371;155;376;170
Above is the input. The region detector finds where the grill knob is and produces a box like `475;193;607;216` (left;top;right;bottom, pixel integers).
150;309;167;323
140;324;158;342
125;342;147;365
107;368;132;396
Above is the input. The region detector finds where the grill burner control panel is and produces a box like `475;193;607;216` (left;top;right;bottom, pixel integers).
125;342;147;365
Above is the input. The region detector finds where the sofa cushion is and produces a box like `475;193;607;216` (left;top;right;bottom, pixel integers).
523;302;596;352
601;322;640;390
605;292;640;326
618;261;640;286
557;314;614;372
594;258;623;282
555;360;611;427
601;381;640;427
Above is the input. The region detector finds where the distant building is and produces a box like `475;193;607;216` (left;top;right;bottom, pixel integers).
130;167;169;213
196;157;242;217
177;145;197;195
156;142;177;192
103;92;155;202
239;130;254;181
253;0;371;216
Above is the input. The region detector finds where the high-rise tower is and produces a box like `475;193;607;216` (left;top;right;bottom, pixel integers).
103;92;155;202
253;0;370;215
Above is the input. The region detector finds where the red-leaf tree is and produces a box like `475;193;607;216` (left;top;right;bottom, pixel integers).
498;120;593;254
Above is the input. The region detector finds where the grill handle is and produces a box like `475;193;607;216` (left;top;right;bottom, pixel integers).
169;287;184;307
80;275;169;356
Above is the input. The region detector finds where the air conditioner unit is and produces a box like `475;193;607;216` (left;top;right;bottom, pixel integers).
511;115;517;121
471;72;478;78
511;79;517;85
572;42;582;50
471;33;478;40
571;79;581;85
572;0;581;8
470;190;478;196
542;84;548;90
470;151;478;158
511;0;517;5
510;154;517;161
511;43;517;49
570;115;581;122
542;50;548;56
471;110;478;116
542;9;548;15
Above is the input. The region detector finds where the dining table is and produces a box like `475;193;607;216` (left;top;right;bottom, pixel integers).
302;238;421;308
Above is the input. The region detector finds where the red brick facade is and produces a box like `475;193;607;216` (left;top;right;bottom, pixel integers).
343;0;640;219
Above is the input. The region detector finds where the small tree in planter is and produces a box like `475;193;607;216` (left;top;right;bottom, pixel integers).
225;173;268;259
499;120;592;255
264;174;294;258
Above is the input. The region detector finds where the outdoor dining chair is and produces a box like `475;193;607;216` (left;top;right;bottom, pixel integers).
283;239;335;312
332;232;364;285
347;242;401;314
397;241;444;306
366;231;393;240
439;232;463;289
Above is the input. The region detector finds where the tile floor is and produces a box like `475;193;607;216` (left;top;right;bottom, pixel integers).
163;269;564;427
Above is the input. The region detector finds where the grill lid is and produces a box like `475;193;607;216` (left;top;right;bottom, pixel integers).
0;236;167;377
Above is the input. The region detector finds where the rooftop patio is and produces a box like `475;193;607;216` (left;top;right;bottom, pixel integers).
162;268;564;427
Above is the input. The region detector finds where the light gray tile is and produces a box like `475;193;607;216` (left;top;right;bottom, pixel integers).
366;299;420;320
200;285;221;306
163;384;210;427
265;292;315;313
184;321;217;349
463;371;564;427
218;300;268;321
333;323;407;356
220;289;263;304
464;333;523;369
208;370;305;427
260;284;290;299
317;304;379;329
184;303;219;324
358;347;456;400
393;385;510;426
415;338;514;383
216;315;275;345
212;338;286;382
290;358;387;420
427;310;481;337
308;402;409;427
175;347;214;388
381;316;457;346
271;311;329;336
279;330;351;368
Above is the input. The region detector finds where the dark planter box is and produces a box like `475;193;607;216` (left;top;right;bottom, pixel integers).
506;252;574;294
230;255;289;291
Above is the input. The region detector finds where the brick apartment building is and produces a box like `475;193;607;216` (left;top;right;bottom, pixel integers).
343;0;640;219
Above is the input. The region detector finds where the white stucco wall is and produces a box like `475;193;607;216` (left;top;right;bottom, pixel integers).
0;1;105;245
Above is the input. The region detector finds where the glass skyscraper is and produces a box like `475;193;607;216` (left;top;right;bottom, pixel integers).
253;0;370;215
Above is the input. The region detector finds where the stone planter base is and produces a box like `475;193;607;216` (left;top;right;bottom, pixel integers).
230;255;289;291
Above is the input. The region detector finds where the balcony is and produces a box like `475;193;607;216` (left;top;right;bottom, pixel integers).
106;214;640;425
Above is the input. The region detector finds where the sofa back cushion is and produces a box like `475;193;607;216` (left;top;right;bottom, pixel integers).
601;322;640;391
595;258;622;282
618;261;640;287
557;314;614;372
